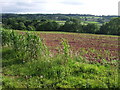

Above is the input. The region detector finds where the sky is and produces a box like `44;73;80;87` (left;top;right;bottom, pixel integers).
0;0;119;15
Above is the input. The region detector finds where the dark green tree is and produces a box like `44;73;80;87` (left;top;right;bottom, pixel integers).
83;23;99;34
18;22;26;30
12;22;19;30
27;25;35;31
99;17;120;35
24;20;32;27
60;18;83;32
36;21;60;31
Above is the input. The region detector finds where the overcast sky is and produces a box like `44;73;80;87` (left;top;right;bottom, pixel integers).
0;0;119;15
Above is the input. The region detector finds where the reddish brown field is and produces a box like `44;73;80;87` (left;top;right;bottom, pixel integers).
39;32;119;61
18;31;119;62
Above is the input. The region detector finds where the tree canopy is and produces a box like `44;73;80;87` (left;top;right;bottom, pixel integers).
99;17;120;35
2;14;119;35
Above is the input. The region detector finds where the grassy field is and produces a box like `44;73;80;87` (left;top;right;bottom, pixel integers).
56;21;66;25
84;21;99;24
79;16;101;19
56;19;102;26
1;29;119;88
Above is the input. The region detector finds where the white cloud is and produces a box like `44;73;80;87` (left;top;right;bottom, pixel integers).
0;0;119;15
79;0;119;15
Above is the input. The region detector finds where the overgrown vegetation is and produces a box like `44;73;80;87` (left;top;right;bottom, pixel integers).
2;29;119;88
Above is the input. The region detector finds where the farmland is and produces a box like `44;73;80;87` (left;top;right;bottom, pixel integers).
40;32;119;63
1;29;119;88
2;14;120;35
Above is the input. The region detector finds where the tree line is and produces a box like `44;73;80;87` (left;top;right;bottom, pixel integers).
2;17;120;35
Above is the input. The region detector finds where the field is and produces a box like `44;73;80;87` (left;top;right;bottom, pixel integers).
84;21;99;24
1;29;119;88
40;32;119;61
56;21;66;25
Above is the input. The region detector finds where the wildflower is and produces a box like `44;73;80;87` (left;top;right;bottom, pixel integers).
40;75;43;78
49;54;53;57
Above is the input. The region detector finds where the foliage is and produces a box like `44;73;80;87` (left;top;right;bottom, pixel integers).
37;21;60;31
2;14;119;35
83;23;99;34
60;18;83;32
2;29;119;88
99;17;120;35
27;25;35;31
2;29;49;62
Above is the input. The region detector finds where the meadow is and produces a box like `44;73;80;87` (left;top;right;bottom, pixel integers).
1;29;119;88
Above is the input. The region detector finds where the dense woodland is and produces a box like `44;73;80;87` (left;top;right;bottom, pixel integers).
2;14;120;35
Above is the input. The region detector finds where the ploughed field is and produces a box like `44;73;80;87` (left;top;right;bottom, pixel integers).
39;32;119;62
2;30;119;88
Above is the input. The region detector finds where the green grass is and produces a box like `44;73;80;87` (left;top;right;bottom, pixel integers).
2;28;119;37
1;29;119;88
80;16;101;19
2;47;119;88
56;21;66;25
81;21;102;26
84;21;99;24
7;29;118;37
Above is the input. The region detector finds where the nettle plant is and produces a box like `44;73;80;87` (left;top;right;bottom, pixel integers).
61;38;71;64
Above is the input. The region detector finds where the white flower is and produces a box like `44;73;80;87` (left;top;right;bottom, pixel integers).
40;75;43;78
